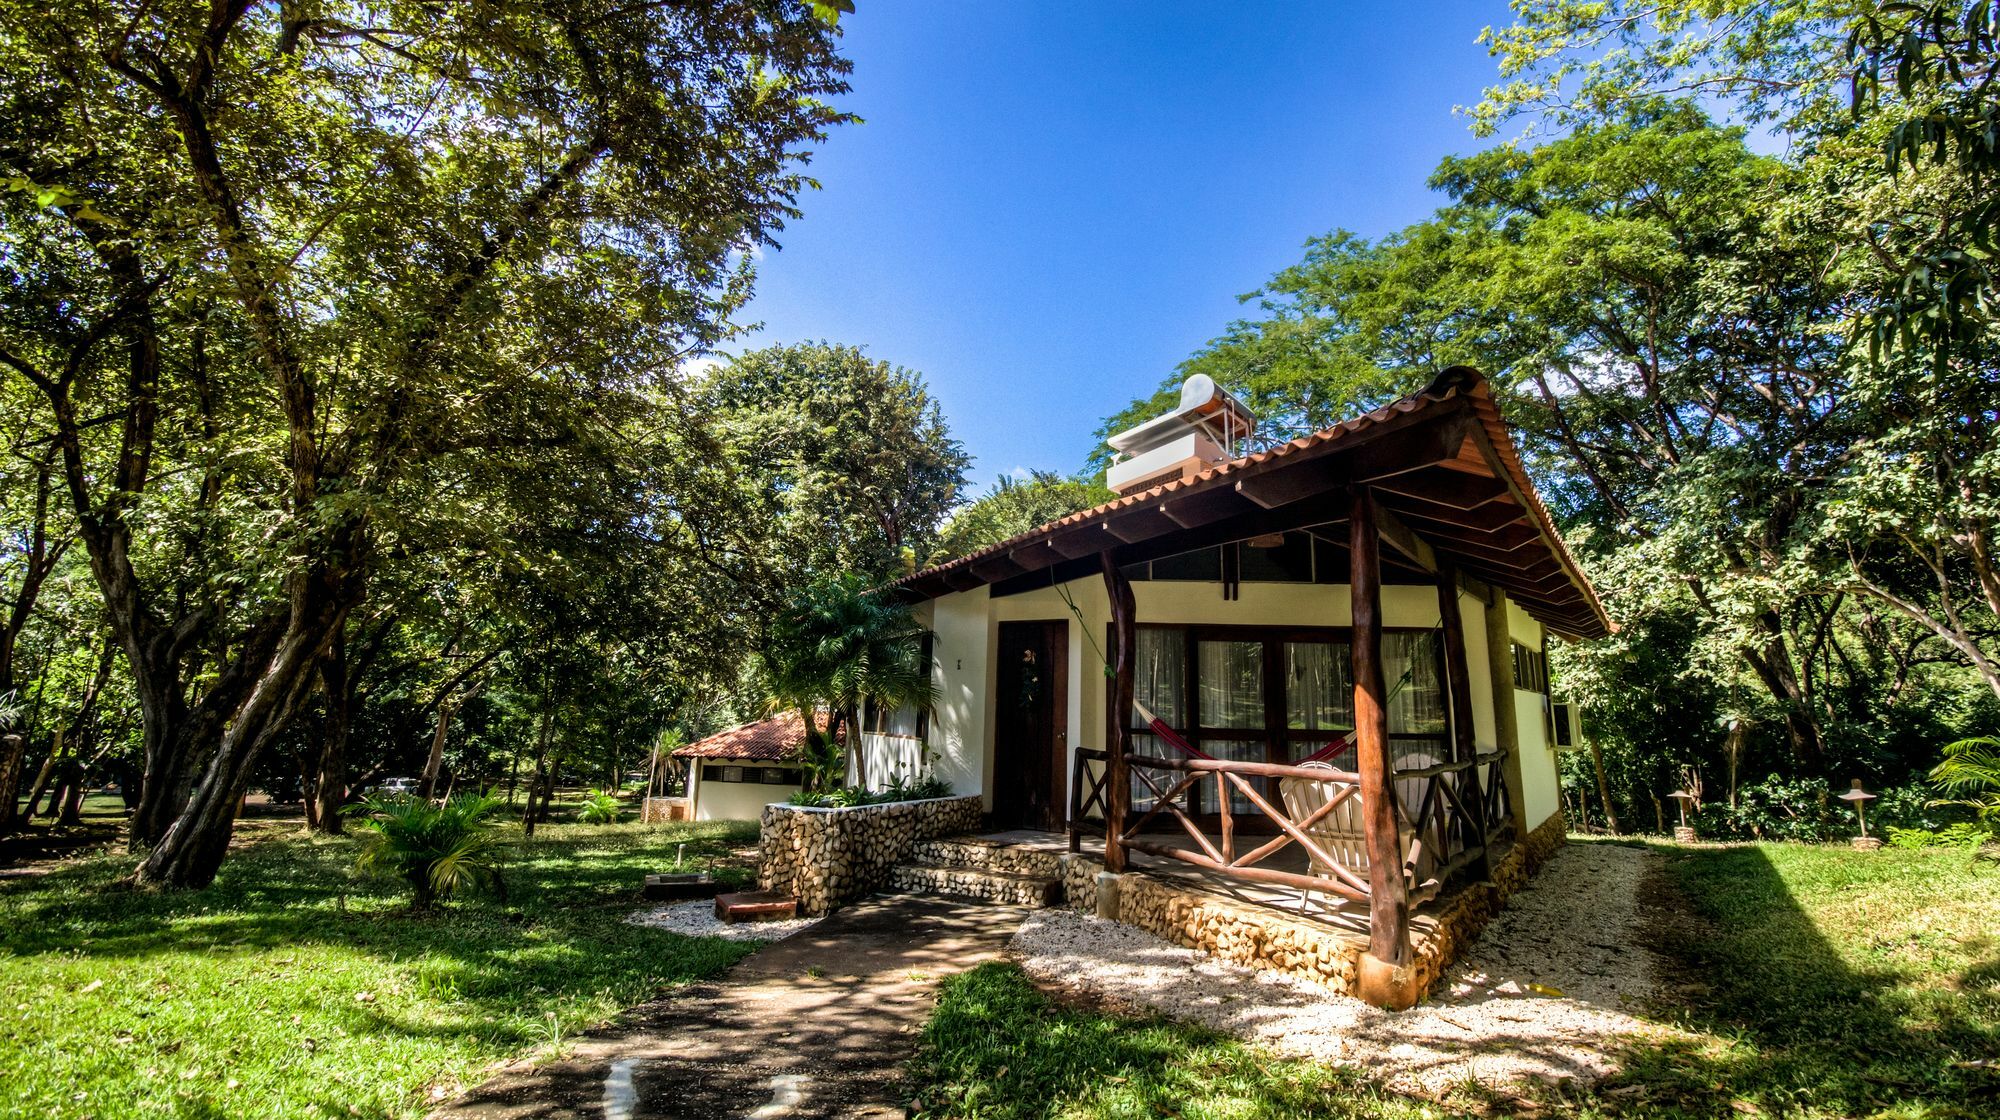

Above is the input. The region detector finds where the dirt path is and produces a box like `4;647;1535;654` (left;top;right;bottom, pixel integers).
1011;840;1678;1093
431;894;1029;1120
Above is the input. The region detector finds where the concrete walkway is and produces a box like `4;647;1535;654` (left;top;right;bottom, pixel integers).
432;894;1029;1120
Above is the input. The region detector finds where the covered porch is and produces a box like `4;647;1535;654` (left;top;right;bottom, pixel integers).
898;367;1610;1008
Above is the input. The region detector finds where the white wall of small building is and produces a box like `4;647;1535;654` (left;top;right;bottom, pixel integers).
686;762;800;823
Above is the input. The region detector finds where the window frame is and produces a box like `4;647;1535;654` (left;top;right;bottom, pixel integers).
1116;622;1447;822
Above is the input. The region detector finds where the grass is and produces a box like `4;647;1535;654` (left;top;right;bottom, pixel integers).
1607;841;2000;1119
0;815;763;1120
903;840;2000;1120
906;962;1446;1120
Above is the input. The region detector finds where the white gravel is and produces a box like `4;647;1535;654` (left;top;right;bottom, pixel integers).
627;900;823;942
1010;842;1673;1093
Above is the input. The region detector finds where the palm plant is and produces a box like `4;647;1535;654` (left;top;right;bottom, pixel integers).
762;574;935;790
578;789;622;824
1931;736;2000;839
347;792;507;910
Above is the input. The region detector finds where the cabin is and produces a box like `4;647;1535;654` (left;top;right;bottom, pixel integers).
875;366;1610;1007
672;713;817;822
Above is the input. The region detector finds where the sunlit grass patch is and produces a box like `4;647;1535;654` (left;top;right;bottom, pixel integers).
0;819;760;1120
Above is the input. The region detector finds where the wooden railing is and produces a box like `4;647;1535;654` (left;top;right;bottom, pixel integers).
1068;744;1515;904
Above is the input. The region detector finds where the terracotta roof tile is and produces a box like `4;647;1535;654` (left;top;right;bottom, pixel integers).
672;712;835;762
899;366;1613;639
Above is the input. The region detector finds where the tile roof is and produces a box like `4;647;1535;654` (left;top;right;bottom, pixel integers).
672;711;834;762
898;366;1612;639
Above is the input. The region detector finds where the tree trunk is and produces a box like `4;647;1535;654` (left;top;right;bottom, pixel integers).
56;760;86;826
418;703;451;801
845;703;866;788
0;733;24;835
1587;740;1621;833
522;703;554;838
132;597;349;889
23;728;63;818
312;634;351;834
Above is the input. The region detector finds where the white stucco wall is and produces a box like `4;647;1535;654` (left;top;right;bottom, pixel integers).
1503;605;1563;832
916;570;1568;836
924;588;993;802
688;764;799;822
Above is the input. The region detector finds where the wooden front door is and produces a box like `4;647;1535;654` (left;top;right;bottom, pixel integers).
993;620;1069;832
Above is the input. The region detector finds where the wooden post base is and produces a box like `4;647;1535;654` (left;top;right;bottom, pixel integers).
1355;951;1422;1011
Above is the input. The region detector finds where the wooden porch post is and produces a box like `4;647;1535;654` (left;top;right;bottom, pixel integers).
1101;552;1135;873
1436;561;1492;883
1351;487;1416;1008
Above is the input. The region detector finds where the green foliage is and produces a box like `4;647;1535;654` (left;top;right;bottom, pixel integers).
1929;734;2000;835
348;792;507;910
0;0;857;884
788;772;952;808
1695;776;1840;843
0;820;759;1120
577;789;623;825
930;471;1109;564
697;342;971;595
1886;821;1993;848
1849;1;2000;364
762;574;936;791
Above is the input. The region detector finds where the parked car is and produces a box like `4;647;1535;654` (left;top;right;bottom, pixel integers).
374;777;418;796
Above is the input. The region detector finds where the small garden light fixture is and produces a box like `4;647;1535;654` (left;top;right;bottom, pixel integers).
1838;780;1882;851
1667;788;1699;844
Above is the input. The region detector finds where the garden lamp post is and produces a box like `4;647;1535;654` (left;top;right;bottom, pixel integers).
1839;780;1881;851
1668;789;1698;844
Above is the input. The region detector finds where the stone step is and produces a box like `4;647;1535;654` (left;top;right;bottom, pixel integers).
714;890;799;923
909;837;1065;878
887;862;1065;908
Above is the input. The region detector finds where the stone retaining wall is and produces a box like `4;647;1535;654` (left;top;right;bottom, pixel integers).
1090;812;1571;1002
757;795;983;915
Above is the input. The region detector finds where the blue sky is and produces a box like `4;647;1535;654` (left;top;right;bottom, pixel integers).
733;1;1518;492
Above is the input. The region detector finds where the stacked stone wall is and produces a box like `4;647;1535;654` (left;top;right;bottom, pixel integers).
757;796;983;915
1076;813;1572;1001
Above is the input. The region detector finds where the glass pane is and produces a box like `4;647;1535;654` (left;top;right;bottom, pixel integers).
1135;629;1185;728
1284;642;1353;731
1384;631;1447;737
1197;640;1264;728
1201;738;1264;816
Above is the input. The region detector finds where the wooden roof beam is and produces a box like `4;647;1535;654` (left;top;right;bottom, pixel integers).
1374;469;1511;509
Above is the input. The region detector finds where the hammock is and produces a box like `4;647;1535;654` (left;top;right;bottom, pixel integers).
1051;577;1434;773
1130;698;1356;766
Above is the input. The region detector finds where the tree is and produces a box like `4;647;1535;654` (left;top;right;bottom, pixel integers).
762;575;934;790
694;342;971;602
930;471;1108;564
0;1;851;887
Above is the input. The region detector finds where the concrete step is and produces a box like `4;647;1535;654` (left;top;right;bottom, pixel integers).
887;862;1064;908
909;837;1064;878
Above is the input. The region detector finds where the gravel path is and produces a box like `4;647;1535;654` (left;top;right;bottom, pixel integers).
627;900;823;942
1010;842;1672;1093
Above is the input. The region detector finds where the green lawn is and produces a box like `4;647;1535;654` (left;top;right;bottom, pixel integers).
0;818;762;1120
904;840;2000;1119
1613;841;2000;1119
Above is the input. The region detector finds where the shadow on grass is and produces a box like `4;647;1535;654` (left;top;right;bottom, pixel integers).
1590;843;2000;1119
906;961;1434;1120
0;820;763;1055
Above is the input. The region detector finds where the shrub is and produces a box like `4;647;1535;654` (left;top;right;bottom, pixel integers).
1696;775;1838;842
785;780;953;809
347;793;507;910
578;789;622;824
